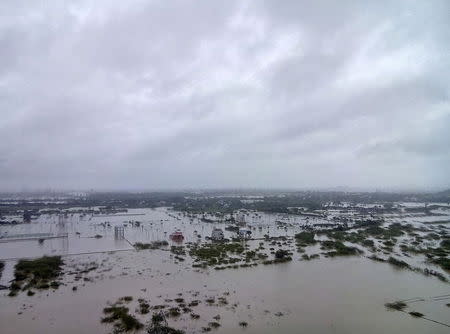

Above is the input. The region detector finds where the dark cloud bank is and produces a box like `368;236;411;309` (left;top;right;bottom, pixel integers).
0;0;449;191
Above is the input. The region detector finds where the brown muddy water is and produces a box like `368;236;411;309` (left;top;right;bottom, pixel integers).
0;208;449;333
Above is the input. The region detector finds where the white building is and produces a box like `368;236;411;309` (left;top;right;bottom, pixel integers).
238;228;251;239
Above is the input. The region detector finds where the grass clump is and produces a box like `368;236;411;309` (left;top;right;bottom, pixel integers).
148;312;185;334
208;322;220;328
171;246;186;256
301;254;319;261
409;311;424;317
102;305;143;332
135;241;168;250
218;297;228;305
205;297;215;304
49;281;60;289
138;300;150;314
385;301;407;311
274;249;290;260
166;307;181;317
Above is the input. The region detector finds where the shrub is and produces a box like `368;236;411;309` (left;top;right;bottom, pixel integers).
294;232;316;245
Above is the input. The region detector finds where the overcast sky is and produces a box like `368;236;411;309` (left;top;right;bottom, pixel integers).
0;0;449;191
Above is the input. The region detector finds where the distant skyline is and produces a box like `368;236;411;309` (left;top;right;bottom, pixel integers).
4;185;449;194
0;1;449;191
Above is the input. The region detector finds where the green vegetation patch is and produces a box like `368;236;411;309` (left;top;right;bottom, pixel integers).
189;242;245;267
9;256;63;296
441;239;450;250
294;232;316;246
361;222;412;240
320;241;363;257
362;239;375;248
431;257;450;271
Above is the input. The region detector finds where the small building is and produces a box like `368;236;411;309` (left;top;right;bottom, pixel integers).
169;230;184;242
114;226;124;239
238;228;251;239
235;211;246;226
211;228;224;241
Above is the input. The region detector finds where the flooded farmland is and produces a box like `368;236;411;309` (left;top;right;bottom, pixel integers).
0;192;449;334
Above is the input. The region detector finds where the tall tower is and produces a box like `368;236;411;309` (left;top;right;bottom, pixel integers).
57;213;69;253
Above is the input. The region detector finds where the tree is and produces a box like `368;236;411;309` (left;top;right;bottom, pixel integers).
23;210;32;223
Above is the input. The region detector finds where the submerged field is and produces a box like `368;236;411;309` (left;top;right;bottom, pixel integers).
0;201;449;333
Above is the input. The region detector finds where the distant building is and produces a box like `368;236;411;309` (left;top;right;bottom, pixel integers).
236;211;246;225
238;228;251;239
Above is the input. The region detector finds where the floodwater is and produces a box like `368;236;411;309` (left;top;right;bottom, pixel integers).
0;207;449;333
0;207;322;260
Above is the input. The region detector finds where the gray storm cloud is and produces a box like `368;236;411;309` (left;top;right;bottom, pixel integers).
0;0;449;191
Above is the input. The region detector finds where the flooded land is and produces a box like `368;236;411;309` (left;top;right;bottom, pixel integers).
0;190;449;333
